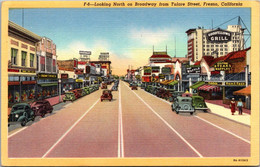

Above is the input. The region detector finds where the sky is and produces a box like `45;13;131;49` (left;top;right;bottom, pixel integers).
9;8;251;75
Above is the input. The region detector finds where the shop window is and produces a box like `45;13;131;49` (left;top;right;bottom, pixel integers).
30;53;34;67
21;51;27;66
11;48;18;65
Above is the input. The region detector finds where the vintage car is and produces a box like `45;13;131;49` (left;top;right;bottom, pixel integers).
150;86;159;95
63;92;76;102
101;83;107;89
141;83;146;89
89;86;95;93
31;100;53;118
171;96;195;115
74;89;83;98
94;84;99;90
145;85;152;92
131;84;138;90
81;88;87;96
192;95;209;112
169;91;184;102
101;90;113;101
83;87;90;95
129;82;133;87
156;88;166;98
8;103;35;126
111;85;118;91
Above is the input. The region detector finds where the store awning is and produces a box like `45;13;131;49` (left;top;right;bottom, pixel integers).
39;83;58;87
190;81;205;89
168;80;178;86
233;85;251;96
160;80;168;85
198;84;220;92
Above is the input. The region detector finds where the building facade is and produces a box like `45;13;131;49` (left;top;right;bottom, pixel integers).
8;21;41;105
186;25;245;62
36;37;58;99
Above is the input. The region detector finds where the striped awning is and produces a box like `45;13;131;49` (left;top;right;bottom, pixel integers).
198;84;220;92
190;81;205;89
168;80;179;86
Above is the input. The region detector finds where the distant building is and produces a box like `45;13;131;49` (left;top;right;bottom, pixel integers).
186;25;245;62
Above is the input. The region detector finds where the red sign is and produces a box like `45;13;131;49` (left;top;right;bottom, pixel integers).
8;69;19;72
78;61;86;65
211;71;220;75
22;81;36;85
61;74;68;79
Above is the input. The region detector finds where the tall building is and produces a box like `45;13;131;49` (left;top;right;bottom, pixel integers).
8;21;41;105
186;25;245;62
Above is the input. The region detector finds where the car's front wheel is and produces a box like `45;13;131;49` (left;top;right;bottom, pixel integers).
21;119;27;127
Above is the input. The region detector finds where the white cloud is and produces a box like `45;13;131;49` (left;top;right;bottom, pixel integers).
129;26;176;45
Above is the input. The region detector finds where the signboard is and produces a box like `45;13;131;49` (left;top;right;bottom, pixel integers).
79;51;91;55
206;82;222;86
211;71;221;75
76;79;83;82
21;70;35;73
206;29;232;43
37;73;57;79
214;62;232;71
186;65;201;74
186;74;200;78
159;74;165;79
61;74;68;79
152;66;160;73
144;66;152;75
151;76;159;82
225;82;246;86
99;52;109;61
162;67;171;74
8;68;19;72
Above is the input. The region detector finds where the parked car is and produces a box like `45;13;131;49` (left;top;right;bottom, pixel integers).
141;83;146;89
101;83;107;89
89;86;95;93
81;88;87;96
63;91;76;102
169;91;184;102
145;85;152;92
156;88;165;98
192;95;209;112
131;84;138;90
101;90;113;101
171;96;195;115
74;89;82;98
111;85;118;91
8;103;35;126
31;100;53;118
150;86;159;95
83;87;90;95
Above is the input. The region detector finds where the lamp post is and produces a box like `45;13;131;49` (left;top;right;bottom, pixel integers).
58;79;61;102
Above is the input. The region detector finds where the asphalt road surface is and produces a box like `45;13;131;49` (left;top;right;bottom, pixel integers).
8;80;250;158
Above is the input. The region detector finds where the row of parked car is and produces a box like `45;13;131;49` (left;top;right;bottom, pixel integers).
63;84;99;102
100;80;119;102
124;80;209;115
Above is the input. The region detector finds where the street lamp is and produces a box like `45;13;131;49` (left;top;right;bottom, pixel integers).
58;79;61;102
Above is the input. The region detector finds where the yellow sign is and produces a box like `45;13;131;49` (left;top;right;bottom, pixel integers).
225;82;246;86
214;62;232;71
76;79;83;82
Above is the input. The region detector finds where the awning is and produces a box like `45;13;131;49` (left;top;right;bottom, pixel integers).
233;85;251;96
198;84;220;92
39;83;58;87
190;81;205;89
168;80;178;86
160;80;168;85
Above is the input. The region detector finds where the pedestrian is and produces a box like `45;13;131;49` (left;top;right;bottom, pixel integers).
230;98;236;115
237;98;243;115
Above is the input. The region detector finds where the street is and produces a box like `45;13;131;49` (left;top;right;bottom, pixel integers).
8;81;250;158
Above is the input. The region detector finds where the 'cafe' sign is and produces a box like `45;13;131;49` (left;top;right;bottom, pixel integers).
206;29;232;43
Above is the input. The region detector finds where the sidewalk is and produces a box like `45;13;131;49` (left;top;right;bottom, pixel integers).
206;101;250;126
45;94;65;106
205;100;251;114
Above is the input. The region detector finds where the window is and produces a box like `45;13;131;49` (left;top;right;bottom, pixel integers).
40;56;45;72
53;59;56;72
225;45;228;47
216;45;219;47
46;57;52;72
211;45;214;47
11;48;18;65
211;49;214;51
30;53;34;67
21;51;27;66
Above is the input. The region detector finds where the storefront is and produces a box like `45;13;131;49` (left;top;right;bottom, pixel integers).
36;73;58;99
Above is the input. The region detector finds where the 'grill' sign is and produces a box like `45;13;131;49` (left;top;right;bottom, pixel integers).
206;29;232;43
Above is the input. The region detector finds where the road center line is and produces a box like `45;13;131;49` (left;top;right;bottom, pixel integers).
123;82;203;157
140;87;250;144
42;98;100;158
118;81;124;158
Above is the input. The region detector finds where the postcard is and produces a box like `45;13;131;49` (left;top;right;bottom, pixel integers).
1;0;259;166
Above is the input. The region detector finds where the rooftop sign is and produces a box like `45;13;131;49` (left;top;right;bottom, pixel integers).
206;29;232;43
